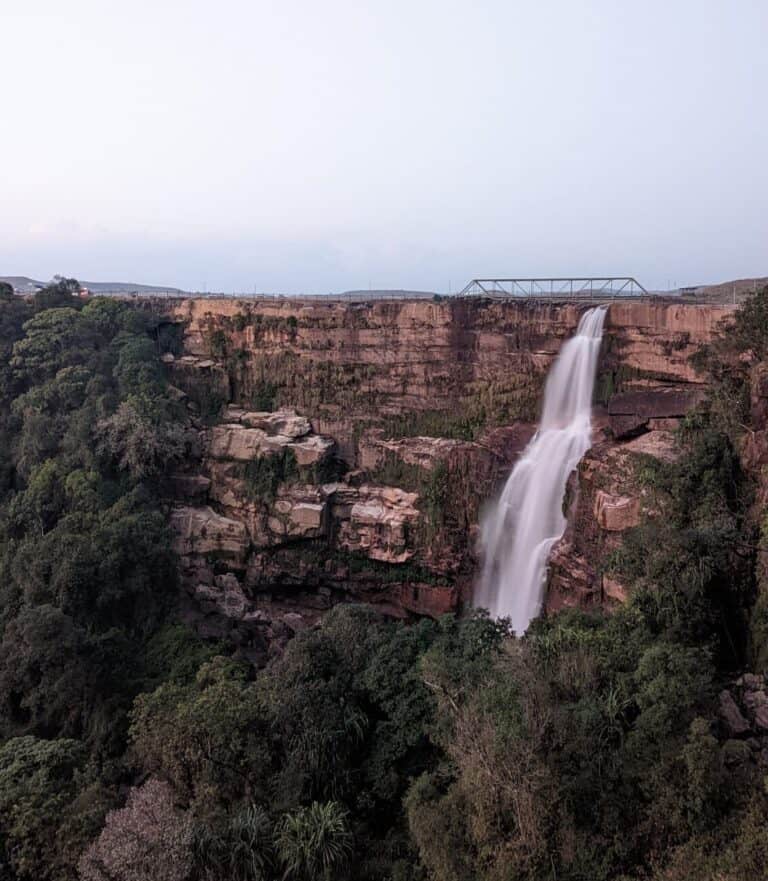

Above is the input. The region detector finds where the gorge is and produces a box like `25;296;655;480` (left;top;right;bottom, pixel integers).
5;280;768;881
154;295;733;650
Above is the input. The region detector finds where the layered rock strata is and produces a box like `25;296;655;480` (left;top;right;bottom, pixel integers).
168;405;513;660
155;296;735;640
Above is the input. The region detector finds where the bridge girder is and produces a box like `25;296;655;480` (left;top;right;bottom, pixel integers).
458;277;649;298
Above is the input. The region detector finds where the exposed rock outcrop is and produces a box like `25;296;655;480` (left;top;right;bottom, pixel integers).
208;420;334;465
594;490;641;532
605;301;734;384
170;506;249;562
332;485;420;564
546;430;679;613
168;405;500;652
718;674;768;742
608;387;705;439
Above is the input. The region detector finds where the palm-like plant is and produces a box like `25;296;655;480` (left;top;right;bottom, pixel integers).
276;801;353;880
230;804;273;881
192;804;273;881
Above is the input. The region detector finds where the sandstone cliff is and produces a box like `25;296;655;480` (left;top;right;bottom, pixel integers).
154;295;734;651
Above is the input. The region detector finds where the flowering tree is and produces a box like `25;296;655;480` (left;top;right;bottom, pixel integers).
78;779;192;881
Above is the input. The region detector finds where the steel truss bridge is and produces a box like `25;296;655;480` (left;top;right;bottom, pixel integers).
458;276;649;298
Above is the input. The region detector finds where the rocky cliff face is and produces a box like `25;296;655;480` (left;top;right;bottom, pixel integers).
155;296;734;652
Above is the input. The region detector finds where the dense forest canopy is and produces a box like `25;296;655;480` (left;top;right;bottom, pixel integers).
1;281;768;880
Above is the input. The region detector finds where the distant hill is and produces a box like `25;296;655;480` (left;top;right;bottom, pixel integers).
0;276;45;294
679;276;768;304
81;280;187;294
0;276;187;295
338;289;440;300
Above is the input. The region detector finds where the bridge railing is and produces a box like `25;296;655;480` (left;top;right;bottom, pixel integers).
458;277;649;298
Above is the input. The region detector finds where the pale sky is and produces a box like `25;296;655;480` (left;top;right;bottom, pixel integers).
2;0;767;293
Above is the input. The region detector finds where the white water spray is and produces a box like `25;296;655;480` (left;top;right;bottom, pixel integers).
476;307;607;634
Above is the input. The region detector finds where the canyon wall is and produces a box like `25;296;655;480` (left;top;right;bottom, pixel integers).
156;296;734;656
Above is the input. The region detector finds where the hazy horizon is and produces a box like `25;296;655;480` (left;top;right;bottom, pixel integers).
3;0;767;294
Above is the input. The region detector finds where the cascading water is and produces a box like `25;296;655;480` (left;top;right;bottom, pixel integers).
476;306;607;634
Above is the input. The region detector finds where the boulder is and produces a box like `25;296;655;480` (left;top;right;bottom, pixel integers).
209;473;329;546
193;573;252;619
719;690;750;736
333;485;420;563
603;575;628;603
743;689;768;712
594;490;641;531
246;411;312;438
359;433;473;472
755;704;768;732
289;502;325;530
170;506;249;561
281;612;310;633
208;422;334;466
546;540;599;611
622;431;678;462
287;435;335;466
738;673;764;689
267;489;327;540
209;425;271;460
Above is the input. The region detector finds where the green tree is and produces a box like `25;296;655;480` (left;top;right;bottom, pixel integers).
96;398;188;480
33;277;82;311
259;605;380;805
0;606;93;739
0;735;86;881
129;657;268;809
11;308;93;380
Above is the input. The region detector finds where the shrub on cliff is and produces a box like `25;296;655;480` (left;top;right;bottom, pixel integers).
692;284;768;435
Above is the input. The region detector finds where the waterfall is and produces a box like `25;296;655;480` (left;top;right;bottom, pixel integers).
475;306;607;634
